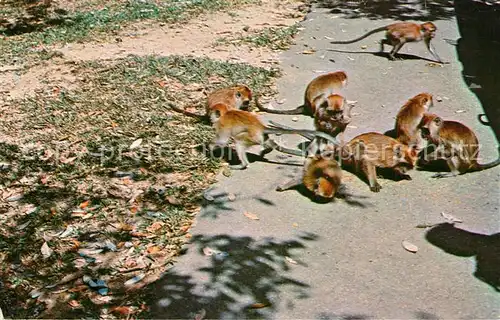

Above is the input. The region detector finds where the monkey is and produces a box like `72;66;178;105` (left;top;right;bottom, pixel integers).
255;71;348;116
341;133;419;192
419;113;500;177
395;92;434;151
330;22;444;63
276;153;343;201
210;104;340;170
168;85;252;121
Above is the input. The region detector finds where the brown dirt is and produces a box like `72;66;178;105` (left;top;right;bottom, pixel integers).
0;0;306;100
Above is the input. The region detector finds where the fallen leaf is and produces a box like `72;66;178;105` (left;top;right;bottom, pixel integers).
131;232;148;238
112;306;134;315
360;45;367;49
119;223;134;231
41;242;53;259
243;211;260;220
292;223;299;228
455;109;466;113
124;274;145;286
147;246;161;254
68;300;81;308
347;56;355;61
436;96;443;102
79;200;90;209
402;240;418;253
302;49;316;54
227;193;236;201
203;247;214;256
285;256;298;264
146;222;164;233
276;99;286;104
157;80;167;87
180;225;190;233
291;117;299;122
440;212;463;223
249;302;271;309
166;195;181;205
129;138;143;150
324;35;334;40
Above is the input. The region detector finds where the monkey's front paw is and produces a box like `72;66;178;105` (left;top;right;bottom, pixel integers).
370;183;382;192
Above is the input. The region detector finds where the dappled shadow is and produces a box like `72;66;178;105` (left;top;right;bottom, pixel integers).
316;0;454;21
148;233;317;318
454;0;500;144
426;223;500;292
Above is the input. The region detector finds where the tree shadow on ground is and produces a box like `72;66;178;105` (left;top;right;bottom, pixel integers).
315;0;454;21
148;233;318;318
426;223;500;292
453;0;500;144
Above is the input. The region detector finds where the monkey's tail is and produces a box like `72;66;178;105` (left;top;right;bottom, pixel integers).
267;120;315;140
254;95;305;115
167;102;205;120
330;26;388;44
264;128;339;146
472;146;500;171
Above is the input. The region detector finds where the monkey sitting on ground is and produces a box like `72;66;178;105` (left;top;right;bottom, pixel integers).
419;113;500;177
330;22;445;63
210;104;340;170
395;92;434;152
276;153;343;201
256;71;348;116
168;85;252;121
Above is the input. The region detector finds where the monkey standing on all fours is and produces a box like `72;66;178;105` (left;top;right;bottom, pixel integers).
330;22;445;63
255;71;349;116
167;85;253;121
209;104;340;170
419;113;500;177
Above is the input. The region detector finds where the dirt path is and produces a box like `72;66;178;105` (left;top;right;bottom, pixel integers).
148;3;500;319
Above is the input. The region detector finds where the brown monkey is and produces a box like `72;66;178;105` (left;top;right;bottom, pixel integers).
342;133;419;192
313;93;354;147
331;22;444;63
276;154;342;200
395;92;434;151
256;71;348;115
419;113;500;177
168;85;252;121
210;104;340;170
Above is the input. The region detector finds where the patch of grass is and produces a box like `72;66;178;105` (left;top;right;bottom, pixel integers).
216;24;299;50
0;0;261;65
0;55;279;318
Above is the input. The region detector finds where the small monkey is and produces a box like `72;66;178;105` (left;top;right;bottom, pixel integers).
256;71;348;115
331;22;444;63
395;92;434;151
276;154;343;200
168;85;252;121
420;113;500;176
210;104;340;170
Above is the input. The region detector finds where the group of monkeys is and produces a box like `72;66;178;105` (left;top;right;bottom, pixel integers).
169;21;499;201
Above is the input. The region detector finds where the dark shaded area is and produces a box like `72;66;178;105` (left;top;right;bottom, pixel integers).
148;233;317;318
0;0;68;35
454;0;500;144
316;0;454;21
426;223;500;292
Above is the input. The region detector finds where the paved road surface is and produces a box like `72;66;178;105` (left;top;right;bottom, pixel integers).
150;3;500;319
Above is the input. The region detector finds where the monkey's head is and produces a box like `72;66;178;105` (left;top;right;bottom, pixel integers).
316;94;346;122
314;177;336;199
209;103;230;123
413;92;434;110
421;22;437;38
232;85;252;109
420;113;443;144
334;71;348;87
